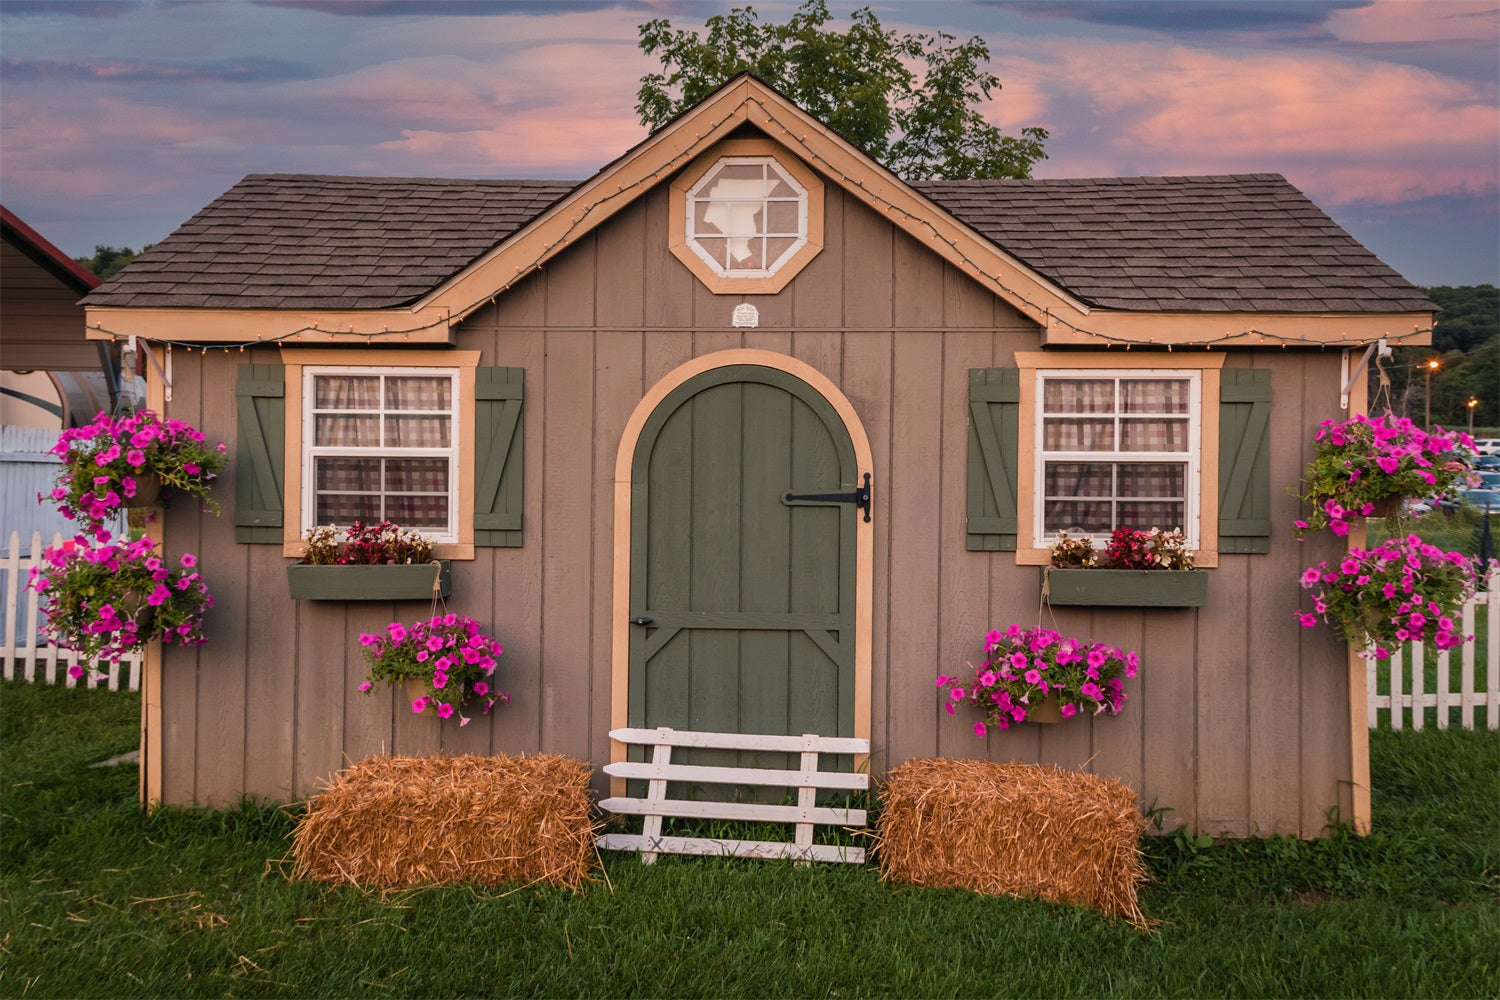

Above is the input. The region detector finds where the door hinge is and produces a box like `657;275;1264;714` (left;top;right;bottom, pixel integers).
783;473;872;522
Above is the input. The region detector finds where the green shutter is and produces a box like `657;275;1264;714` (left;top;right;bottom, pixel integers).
967;368;1020;551
1218;368;1272;554
235;365;285;544
474;366;524;547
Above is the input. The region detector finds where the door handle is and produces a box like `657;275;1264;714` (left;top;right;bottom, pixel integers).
629;616;654;626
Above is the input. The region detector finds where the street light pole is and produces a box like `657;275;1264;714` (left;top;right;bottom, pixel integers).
1424;359;1440;429
1468;397;1478;436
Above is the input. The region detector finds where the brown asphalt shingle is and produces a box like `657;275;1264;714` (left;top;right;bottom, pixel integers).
84;171;1433;314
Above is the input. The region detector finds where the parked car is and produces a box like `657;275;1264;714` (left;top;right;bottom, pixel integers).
1471;453;1500;471
1472;437;1500;456
1475;471;1500;489
1450;488;1500;515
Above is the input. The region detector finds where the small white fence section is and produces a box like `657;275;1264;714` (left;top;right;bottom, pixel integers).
1;530;141;692
599;727;870;864
1368;566;1497;730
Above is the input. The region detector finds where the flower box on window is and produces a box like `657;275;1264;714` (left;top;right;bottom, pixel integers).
286;561;451;601
1044;568;1207;608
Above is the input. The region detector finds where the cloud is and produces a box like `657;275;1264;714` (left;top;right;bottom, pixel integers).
0;57;318;85
0;0;141;17
995;38;1498;206
991;1;1364;41
252;0;646;16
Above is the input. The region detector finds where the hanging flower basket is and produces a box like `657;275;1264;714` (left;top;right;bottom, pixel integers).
939;624;1141;735
1292;412;1474;537
358;614;508;725
42;409;226;540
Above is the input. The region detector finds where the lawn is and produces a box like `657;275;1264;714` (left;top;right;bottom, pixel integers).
2;679;1496;998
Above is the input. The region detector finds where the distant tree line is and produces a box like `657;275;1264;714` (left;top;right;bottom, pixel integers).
1375;285;1499;433
75;245;151;282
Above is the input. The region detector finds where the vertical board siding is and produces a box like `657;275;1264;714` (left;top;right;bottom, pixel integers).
149;168;1355;837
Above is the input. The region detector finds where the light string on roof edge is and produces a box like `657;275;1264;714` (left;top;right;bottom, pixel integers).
84;93;1438;355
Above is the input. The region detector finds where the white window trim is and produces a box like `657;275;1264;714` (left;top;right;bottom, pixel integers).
1032;369;1202;550
684;155;809;279
301;365;462;544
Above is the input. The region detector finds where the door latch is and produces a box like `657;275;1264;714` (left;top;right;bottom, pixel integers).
783;473;872;523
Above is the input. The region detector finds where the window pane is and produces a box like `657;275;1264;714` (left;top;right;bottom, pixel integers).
1121;379;1189;414
1045;462;1112;497
766;175;797;198
1045;500;1113;533
765;200;799;234
1044;418;1114;451
315;415;378;447
695;237;729;268
710;163;766;186
385;458;449;494
764;236;797;267
727;236;760;269
315;375;379;409
386;494;449;528
386;377;450;411
1118;463;1185;498
316;456;380;492
317;492;381;525
1121;418;1189;452
1044;379;1114;413
387;415;450;448
1118;501;1184;529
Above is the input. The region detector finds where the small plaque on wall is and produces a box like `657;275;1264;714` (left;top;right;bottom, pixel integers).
732;303;759;328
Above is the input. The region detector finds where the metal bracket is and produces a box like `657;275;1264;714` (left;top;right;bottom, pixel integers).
783;472;872;522
1340;339;1389;410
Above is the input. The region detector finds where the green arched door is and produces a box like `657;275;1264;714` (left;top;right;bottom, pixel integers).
628;364;862;746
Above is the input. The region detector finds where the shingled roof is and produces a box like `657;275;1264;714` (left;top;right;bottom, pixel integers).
85;170;1432;314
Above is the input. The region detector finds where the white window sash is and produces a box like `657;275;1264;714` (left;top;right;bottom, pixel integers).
1033;370;1201;547
302;366;461;543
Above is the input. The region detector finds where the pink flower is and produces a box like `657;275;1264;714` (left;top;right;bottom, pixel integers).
358;681;372;692
180;552;197;568
973;721;987;737
473;681;489;696
410;696;427;713
437;703;455;719
1295;611;1318;628
1059;703;1077;719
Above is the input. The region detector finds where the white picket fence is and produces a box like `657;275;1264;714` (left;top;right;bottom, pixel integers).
1368;565;1498;730
0;530;142;691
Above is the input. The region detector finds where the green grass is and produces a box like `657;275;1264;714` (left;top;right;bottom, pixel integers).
2;679;1497;998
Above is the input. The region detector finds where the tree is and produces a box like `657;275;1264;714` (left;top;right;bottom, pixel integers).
636;0;1048;180
75;245;151;281
1372;285;1498;431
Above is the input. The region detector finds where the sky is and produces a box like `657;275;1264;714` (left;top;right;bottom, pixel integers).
1;0;1496;288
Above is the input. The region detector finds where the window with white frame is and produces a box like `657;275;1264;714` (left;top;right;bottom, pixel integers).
684;156;807;278
1035;371;1200;545
303;367;459;541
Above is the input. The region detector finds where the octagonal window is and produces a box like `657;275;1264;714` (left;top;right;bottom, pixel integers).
685;157;808;278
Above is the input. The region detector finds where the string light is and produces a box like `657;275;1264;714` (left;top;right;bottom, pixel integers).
84;93;1438;356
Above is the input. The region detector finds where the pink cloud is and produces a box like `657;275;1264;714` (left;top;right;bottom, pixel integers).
993;38;1497;206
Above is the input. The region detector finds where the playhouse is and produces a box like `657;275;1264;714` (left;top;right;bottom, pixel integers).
80;75;1433;836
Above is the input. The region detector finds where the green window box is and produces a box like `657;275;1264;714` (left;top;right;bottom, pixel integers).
1044;568;1207;608
286;561;451;601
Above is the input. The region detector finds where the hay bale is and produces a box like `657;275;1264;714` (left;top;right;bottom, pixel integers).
874;758;1149;929
291;753;597;890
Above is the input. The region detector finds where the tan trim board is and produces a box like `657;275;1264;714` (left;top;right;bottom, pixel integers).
1040;311;1435;349
610;349;874;795
85;306;456;346
141;344;168;807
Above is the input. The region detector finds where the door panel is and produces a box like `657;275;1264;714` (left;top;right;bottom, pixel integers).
628;365;859;792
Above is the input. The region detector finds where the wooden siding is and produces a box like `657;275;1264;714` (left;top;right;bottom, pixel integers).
0;241;100;371
157;178;1353;837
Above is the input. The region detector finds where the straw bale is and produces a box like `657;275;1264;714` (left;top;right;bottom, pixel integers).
291;753;598;890
874;758;1150;929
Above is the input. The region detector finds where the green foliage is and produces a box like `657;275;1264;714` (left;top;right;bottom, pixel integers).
3;678;1498;998
636;0;1048;180
74;244;150;281
1375;285;1498;429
